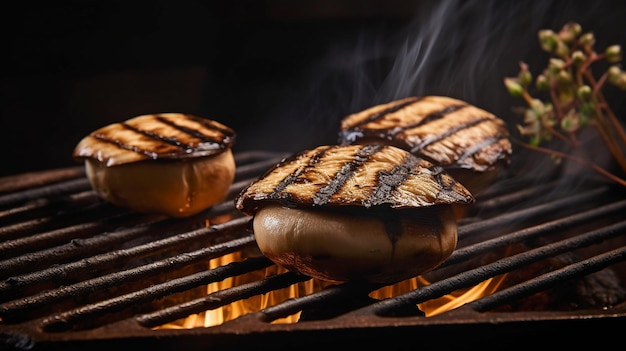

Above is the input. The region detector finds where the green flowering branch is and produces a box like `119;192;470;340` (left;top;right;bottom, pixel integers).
504;22;626;187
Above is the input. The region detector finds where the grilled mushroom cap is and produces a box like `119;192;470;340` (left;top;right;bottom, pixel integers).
73;113;236;218
235;144;474;283
74;113;235;166
338;96;512;194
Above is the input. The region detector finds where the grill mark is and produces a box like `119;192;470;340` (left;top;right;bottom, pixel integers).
409;116;495;154
313;144;384;206
192;116;236;137
100;114;230;158
389;104;467;137
430;164;453;191
268;146;333;200
121;123;191;150
351;97;422;129
430;164;474;203
92;133;159;159
456;134;509;164
156;115;223;144
365;154;419;207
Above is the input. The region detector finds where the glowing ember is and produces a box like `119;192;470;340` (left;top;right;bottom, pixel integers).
156;249;506;329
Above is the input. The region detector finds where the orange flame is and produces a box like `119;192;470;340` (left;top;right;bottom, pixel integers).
156;252;335;329
370;274;507;317
157;215;507;328
157;252;505;329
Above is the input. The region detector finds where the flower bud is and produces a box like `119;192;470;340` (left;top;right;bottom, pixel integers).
536;74;549;90
530;98;548;116
559;22;582;43
520;109;542;146
605;45;622;63
580;103;595;123
608;65;622;81
538;29;558;52
560;109;580;133
571;50;586;65
523;108;538;125
609;72;626;90
504;77;524;97
558;70;573;84
518;70;533;87
579;32;596;49
555;40;570;58
548;58;566;74
577;85;592;100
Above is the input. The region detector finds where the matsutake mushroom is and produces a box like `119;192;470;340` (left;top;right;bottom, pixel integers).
339;96;512;195
73;113;236;218
235;144;474;283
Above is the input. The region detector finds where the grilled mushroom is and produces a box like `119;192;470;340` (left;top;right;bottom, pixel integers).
235;144;474;283
73;113;236;218
339;96;512;195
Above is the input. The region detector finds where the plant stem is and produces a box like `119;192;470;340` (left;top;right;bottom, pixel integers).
582;68;626;172
577;56;626;173
595;89;626;152
515;140;626;187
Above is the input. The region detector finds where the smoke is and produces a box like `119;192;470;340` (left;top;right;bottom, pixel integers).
235;0;625;185
296;0;622;121
265;0;625;199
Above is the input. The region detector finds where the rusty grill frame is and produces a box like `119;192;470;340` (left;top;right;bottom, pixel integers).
1;150;626;350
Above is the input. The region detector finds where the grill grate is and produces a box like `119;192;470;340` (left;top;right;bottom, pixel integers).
1;150;625;350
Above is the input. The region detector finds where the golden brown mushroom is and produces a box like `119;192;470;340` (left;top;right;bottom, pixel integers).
235;144;474;283
73;113;236;218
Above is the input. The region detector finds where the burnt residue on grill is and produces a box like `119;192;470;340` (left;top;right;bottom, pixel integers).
1;150;626;350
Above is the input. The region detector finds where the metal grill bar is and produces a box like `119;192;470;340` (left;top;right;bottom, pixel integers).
368;220;626;316
0;217;252;299
246;195;626;322
231;153;287;180
42;254;275;332
257;279;384;323
0;190;102;227
0;167;85;194
0;214;167;279
448;199;626;267
0;178;90;208
137;269;309;328
458;186;608;243
468;180;558;213
0;150;624;350
0;211;136;259
469;246;626;312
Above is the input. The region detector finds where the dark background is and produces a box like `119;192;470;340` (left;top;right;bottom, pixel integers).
2;0;625;177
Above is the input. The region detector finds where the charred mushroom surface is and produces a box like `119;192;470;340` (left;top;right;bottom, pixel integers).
73;113;236;218
339;96;512;194
235;144;474;283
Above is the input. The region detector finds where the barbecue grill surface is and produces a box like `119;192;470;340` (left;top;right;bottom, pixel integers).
1;150;625;350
